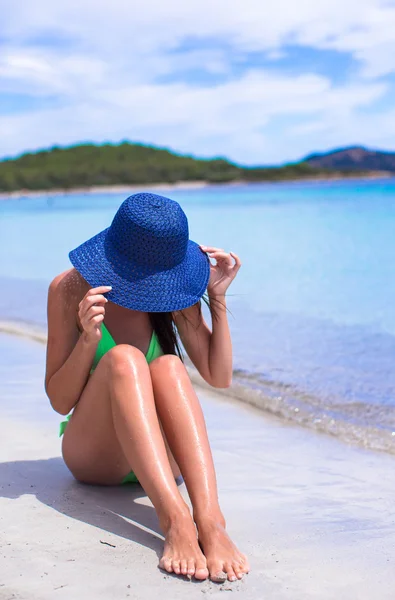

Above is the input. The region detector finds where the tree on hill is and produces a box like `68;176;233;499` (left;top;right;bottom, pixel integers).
0;142;376;192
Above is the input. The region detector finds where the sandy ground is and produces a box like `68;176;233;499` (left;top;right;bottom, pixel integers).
1;333;395;600
0;173;393;201
0;181;209;200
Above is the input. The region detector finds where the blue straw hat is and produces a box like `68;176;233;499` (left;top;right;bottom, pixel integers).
69;193;210;312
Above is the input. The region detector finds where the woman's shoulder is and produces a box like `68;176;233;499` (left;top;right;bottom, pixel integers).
48;268;85;311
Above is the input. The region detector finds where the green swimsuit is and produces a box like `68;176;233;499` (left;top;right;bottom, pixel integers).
59;322;163;484
90;321;163;372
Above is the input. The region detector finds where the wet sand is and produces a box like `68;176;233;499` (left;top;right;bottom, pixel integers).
0;333;394;599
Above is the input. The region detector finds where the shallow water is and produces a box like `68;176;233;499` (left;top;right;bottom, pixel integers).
1;179;395;451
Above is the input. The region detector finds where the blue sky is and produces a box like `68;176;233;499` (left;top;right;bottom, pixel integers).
1;0;395;165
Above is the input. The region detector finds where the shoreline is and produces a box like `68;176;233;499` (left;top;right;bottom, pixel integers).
0;171;393;200
2;319;394;457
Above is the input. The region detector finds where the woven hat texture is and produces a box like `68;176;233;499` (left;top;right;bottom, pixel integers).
69;192;210;312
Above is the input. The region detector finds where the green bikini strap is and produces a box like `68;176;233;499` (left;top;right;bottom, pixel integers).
145;331;163;363
100;322;116;351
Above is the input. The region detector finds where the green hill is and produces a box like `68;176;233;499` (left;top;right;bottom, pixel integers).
0;141;375;192
304;146;395;171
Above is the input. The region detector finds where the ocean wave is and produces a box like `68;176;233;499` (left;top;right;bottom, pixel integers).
0;320;47;343
1;318;395;455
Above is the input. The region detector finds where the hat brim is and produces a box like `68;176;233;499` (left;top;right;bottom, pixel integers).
69;228;210;312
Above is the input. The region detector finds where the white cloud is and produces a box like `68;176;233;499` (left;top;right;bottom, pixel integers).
0;69;387;163
0;0;395;162
4;0;395;71
0;49;106;96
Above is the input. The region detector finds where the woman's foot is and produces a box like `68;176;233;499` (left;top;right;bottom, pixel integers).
195;515;250;583
159;512;209;580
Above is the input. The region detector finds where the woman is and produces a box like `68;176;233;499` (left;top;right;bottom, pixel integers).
45;192;249;583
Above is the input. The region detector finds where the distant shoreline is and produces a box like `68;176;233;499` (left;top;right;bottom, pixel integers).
0;171;393;200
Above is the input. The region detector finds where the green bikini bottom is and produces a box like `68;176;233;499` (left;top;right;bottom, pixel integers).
59;415;139;485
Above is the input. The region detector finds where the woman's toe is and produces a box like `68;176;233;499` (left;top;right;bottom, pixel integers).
159;557;173;573
172;559;181;575
240;555;250;573
225;564;237;582
195;559;209;580
209;562;227;583
187;559;196;577
180;559;188;576
233;564;244;579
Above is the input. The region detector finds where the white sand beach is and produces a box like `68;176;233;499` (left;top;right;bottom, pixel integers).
0;172;393;202
1;332;394;600
0;181;210;201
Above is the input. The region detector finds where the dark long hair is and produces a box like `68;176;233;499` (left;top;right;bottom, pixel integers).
149;295;223;359
149;311;184;359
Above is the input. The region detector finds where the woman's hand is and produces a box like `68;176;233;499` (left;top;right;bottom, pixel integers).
200;246;241;298
78;286;112;343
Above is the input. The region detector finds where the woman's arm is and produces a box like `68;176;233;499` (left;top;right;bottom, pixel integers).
174;296;231;388
174;247;241;389
45;272;110;415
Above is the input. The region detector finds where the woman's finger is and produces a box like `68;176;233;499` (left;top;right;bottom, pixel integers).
80;313;104;334
200;245;224;253
80;307;105;330
86;292;110;304
79;294;108;316
83;312;104;326
85;286;112;297
230;252;242;270
86;305;105;318
90;314;104;325
207;251;230;258
80;293;108;308
207;251;234;263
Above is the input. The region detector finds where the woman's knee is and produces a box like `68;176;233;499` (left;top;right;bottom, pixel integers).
65;457;123;486
104;344;147;378
149;353;185;378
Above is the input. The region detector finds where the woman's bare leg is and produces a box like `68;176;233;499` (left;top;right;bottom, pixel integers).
62;345;208;579
150;355;250;582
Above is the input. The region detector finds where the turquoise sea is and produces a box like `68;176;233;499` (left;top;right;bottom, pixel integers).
1;179;395;451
